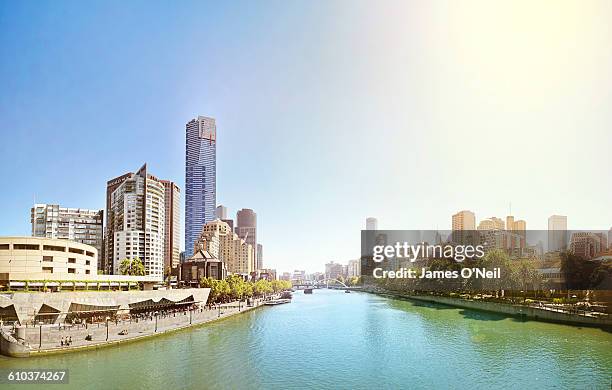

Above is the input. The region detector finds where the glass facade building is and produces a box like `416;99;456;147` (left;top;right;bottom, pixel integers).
185;116;217;255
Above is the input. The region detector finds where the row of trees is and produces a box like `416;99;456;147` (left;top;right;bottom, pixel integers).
372;249;612;302
199;275;292;303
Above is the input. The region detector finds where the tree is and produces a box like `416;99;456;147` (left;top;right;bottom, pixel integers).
227;275;246;301
119;257;146;276
254;279;273;296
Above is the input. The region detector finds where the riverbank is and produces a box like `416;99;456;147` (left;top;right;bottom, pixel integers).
0;299;269;358
365;289;612;329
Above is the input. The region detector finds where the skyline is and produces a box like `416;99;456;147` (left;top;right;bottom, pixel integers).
1;1;611;273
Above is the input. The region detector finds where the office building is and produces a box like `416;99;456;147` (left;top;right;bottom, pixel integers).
236;208;258;269
193;219;254;275
548;215;568;252
452;210;475;231
161;180;181;273
185;115;217;256
105;164;165;280
477;217;505;231
215;205;227;220
257;244;263;269
30;204;103;264
366;217;378;231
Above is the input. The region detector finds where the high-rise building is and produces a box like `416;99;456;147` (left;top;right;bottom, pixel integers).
193;219;254;274
547;215;567;252
105;164;165;280
222;219;234;231
161;180;181;273
185;116;217;255
452;210;475;231
365;217;378;231
570;232;602;260
257;244;263;269
348;259;360;278
477;217;505;231
236;208;258;269
215;205;227;220
31;204;103;265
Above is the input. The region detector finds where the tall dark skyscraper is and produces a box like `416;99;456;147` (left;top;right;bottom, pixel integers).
185;116;217;255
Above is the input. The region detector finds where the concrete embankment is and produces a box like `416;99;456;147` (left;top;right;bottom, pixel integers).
1;301;267;358
370;290;612;328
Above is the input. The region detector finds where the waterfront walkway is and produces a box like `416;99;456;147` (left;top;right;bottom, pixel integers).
2;299;268;356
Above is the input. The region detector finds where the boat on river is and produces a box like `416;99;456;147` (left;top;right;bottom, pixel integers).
303;288;313;294
264;299;291;306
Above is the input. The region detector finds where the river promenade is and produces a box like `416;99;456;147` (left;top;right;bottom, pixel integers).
1;298;269;357
364;288;612;328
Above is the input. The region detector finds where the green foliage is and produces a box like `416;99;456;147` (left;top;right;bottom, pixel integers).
119;257;146;276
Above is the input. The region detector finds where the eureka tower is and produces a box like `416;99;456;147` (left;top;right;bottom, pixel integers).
185;116;217;255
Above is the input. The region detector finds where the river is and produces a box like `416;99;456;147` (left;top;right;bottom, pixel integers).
0;289;611;389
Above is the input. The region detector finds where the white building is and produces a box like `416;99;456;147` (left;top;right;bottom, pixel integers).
31;204;103;261
366;217;378;231
548;215;567;252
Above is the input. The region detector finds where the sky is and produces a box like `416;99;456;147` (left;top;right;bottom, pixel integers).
1;0;611;274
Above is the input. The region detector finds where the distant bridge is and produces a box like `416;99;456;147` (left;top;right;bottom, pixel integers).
293;278;349;289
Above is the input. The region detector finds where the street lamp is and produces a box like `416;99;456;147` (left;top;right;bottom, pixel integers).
154;312;158;332
105;317;110;341
38;321;43;349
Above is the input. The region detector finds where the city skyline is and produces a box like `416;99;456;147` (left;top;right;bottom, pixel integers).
1;1;611;274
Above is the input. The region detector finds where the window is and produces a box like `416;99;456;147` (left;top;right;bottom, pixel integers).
14;244;39;250
43;256;53;262
42;267;53;273
68;247;84;255
85;270;90;274
86;260;90;266
0;244;9;250
68;258;76;264
86;251;95;257
43;245;65;252
68;268;76;274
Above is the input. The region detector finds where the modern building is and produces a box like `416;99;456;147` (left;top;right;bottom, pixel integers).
215;205;227;220
452;210;475;231
105;164;165;281
31;204;103;265
236;208;258;269
365;217;378;231
548;215;567;252
0;237;160;292
161;180;181;273
185;116;217;255
477;217;505;231
222;219;234;231
193;219;254;275
347;259;360;278
325;262;345;280
257;244;263;269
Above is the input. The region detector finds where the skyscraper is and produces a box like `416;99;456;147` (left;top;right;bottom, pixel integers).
236;208;257;269
257;243;263;269
365;217;378;231
161;180;181;273
215;205;227;220
105;164;165;280
548;215;567;252
452;210;475;231
31;204;104;266
185;116;217;254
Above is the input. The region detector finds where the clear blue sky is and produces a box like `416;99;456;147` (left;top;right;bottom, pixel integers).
1;1;611;273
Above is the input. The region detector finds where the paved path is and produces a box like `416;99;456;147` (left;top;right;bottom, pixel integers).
2;299;268;355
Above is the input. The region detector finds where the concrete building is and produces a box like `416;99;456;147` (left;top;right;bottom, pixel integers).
548;215;567;252
0;237;159;292
257;244;263;270
365;217;378;231
105;164;165;280
215;205;227;220
193;219;254;275
325;262;345;280
477;217;505;231
347;259;360;278
452;210;475;231
236;209;258;269
161;180;181;273
185;116;217;255
31;204;103;267
570;232;602;260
